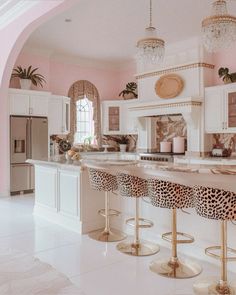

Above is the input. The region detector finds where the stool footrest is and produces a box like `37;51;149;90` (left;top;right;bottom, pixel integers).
205;246;236;261
126;217;154;229
98;209;120;218
162;232;194;244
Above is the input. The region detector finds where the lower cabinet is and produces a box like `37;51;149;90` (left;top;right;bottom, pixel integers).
35;166;57;210
58;169;80;217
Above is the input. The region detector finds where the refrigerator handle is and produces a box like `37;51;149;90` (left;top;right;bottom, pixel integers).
26;118;31;159
29;118;32;159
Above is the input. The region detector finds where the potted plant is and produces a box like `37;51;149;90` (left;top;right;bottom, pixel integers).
11;66;46;89
119;82;138;100
117;136;129;152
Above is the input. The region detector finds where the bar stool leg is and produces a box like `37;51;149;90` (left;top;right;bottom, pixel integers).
117;197;160;256
150;209;202;279
89;192;127;242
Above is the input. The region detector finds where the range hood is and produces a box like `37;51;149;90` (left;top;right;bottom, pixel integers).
128;97;202;127
128;97;206;155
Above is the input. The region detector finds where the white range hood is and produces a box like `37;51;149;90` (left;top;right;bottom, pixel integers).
128;97;207;155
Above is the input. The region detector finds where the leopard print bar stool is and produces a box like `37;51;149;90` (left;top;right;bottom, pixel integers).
116;172;160;256
193;186;236;295
147;178;202;279
87;167;127;242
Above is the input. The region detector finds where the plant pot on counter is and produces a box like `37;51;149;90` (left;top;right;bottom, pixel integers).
119;144;127;152
20;79;32;90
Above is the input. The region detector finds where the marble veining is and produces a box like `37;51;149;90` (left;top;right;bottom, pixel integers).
102;135;137;152
156;115;187;151
212;133;236;152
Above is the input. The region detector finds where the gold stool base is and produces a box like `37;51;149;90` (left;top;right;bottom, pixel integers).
116;240;160;256
150;257;202;279
193;277;236;294
88;228;127;242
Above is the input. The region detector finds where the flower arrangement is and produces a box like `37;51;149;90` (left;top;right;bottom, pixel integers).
11;66;46;88
119;82;138;99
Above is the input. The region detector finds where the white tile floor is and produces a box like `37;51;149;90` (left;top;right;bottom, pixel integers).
0;195;235;295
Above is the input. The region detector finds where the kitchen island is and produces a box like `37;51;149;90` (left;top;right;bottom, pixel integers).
29;154;236;273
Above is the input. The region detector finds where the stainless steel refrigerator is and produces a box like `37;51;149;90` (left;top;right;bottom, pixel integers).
10;116;48;194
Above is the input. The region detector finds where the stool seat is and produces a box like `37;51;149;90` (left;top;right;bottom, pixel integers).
193;185;236;295
147;178;202;279
116;172;160;257
87;167;126;242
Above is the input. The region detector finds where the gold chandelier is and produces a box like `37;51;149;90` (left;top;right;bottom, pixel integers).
136;0;165;70
202;0;236;52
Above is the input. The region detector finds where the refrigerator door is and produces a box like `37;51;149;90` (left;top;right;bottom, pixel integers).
10;116;28;164
30;117;48;160
10;163;31;192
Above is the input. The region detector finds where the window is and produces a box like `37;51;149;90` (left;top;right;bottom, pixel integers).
74;97;94;143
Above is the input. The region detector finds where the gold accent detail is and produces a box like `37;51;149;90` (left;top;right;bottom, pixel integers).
129;101;202;111
135;63;215;80
88;192;127;242
149;209;202;279
194;221;236;294
137;37;165;48
202;15;236;27
116;197;160;256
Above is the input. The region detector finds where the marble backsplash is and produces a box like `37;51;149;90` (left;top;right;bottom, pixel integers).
212;134;236;151
102;135;137;152
156;115;187;151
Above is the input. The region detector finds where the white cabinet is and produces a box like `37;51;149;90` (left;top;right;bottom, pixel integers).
35;166;57;210
9;88;50;116
102;100;138;135
205;83;236;133
49;95;70;135
59;169;80;217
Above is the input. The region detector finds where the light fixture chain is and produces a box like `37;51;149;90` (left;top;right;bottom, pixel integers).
149;0;152;28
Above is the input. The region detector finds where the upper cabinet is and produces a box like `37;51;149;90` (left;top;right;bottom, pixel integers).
102;100;138;135
9;88;49;117
49;95;70;135
205;83;236;133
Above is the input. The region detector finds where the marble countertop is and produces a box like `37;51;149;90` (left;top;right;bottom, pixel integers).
27;153;236;175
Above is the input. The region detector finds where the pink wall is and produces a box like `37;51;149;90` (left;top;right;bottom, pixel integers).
11;51;136;100
213;43;236;85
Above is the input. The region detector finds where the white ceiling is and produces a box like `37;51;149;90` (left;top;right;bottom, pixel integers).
24;0;236;64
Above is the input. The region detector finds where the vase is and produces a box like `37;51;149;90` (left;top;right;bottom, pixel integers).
119;144;127;152
20;79;32;90
123;93;136;100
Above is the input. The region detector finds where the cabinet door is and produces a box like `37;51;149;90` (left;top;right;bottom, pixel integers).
30;95;48;116
49;97;63;135
10;164;31;192
58;170;80;217
62;98;70;134
35;166;57;209
225;89;236;132
205;88;224;133
10;93;30;115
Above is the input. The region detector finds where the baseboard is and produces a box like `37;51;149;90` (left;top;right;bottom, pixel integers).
0;190;10;198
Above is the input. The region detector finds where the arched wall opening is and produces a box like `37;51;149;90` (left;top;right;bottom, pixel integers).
0;0;77;196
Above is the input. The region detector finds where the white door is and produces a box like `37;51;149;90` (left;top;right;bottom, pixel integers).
10;93;30;115
59;170;79;217
49;97;63;134
35;166;57;209
30;95;48;116
205;88;224;133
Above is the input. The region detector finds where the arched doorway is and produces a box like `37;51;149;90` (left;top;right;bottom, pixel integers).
0;1;77;196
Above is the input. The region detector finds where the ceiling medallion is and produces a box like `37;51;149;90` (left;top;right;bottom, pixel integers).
202;0;236;52
136;0;165;71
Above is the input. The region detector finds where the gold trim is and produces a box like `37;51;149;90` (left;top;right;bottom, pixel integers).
135;63;215;80
202;15;236;27
129;101;202;111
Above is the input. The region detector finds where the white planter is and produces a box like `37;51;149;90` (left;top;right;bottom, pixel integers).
20;79;32;90
119;144;127;152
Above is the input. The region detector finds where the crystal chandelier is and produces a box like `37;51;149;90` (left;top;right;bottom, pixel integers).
202;0;236;52
136;0;165;70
